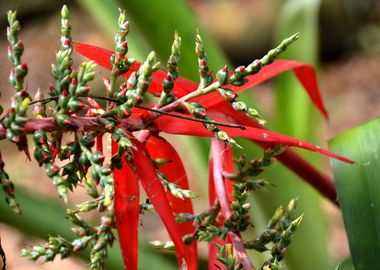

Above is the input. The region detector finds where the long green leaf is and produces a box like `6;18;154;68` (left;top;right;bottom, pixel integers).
329;117;380;270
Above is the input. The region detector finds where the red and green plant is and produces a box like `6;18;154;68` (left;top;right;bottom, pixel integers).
0;6;354;270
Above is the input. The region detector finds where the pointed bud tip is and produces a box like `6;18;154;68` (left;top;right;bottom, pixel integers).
61;5;69;19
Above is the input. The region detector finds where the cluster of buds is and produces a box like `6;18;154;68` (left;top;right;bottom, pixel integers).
223;145;284;182
7;11;28;95
158;32;182;107
80;143;114;208
113;51;160;117
66;209;96;251
217;87;266;125
156;170;198;200
224;183;252;232
3;11;30;148
216;244;244;270
1;97;29;145
59;140;86;190
50;5;73;97
213;33;300;125
110;10;134;77
55;61;96;126
270;215;303;262
90;212;115;270
244;198;303;267
195;29;213;89
76;196;105;213
50;7;96;126
0;152;20;214
228;33;299;85
197;225;228;242
22;207;115;270
33;130;68;201
184;102;239;146
21;235;72;262
177;199;220;226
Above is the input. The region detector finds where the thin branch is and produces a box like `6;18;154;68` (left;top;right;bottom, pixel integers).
87;95;245;129
29;96;246;130
135;106;245;130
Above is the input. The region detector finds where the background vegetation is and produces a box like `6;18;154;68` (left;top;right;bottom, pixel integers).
0;0;379;269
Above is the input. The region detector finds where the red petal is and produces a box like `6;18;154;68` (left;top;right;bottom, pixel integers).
73;41;113;70
145;136;198;269
208;105;338;203
208;157;227;270
195;60;328;119
154;114;355;164
73;42;326;118
211;139;233;219
129;136;189;267
210;139;254;270
112;142;140;270
73;41;197;96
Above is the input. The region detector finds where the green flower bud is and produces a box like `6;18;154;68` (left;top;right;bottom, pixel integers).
56;113;71;126
45;164;60;177
68;98;84;111
58;90;70;108
116;104;131;118
216;65;229;85
79;152;91;168
91;151;105;164
232;101;247;112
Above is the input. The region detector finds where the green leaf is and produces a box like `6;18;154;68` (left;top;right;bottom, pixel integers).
329;117;380;270
333;257;354;270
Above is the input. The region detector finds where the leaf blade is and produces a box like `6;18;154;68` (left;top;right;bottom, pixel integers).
329;117;380;270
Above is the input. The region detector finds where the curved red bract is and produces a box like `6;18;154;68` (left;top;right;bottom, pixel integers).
112;142;140;270
210;139;254;270
145;136;198;270
154;114;354;164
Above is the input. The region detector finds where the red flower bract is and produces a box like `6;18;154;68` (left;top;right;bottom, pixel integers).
75;41;354;269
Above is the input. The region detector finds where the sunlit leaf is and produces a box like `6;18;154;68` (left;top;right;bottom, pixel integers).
329;117;380;270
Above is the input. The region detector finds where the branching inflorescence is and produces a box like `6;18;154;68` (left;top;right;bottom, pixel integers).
0;6;354;270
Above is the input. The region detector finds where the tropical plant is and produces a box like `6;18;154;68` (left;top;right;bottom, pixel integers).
0;5;354;270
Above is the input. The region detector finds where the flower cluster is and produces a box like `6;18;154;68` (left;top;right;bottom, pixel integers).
0;5;354;270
